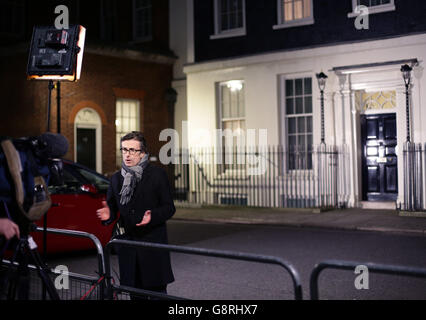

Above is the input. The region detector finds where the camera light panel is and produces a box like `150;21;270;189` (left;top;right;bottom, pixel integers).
27;25;85;81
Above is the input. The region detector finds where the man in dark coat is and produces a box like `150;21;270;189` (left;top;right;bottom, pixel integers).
97;131;175;298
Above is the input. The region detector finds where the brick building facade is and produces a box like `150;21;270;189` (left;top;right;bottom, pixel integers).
0;0;175;175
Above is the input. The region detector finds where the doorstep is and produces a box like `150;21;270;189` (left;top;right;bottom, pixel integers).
359;201;396;210
398;211;426;218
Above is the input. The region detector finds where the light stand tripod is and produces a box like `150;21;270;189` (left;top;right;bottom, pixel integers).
42;80;54;261
43;79;62;259
41;79;58;299
27;23;85;272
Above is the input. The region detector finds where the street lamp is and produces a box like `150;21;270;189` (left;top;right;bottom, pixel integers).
401;64;412;142
316;72;328;144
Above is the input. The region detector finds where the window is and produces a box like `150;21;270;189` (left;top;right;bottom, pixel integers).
47;168;81;194
74;167;110;193
285;77;313;170
219;80;245;146
348;0;395;17
357;0;392;7
273;0;314;30
0;0;25;36
355;90;396;112
218;80;245;169
211;0;246;39
133;0;152;42
116;99;140;167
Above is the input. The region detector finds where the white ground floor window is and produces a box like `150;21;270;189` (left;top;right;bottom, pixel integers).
115;98;140;168
282;76;313;170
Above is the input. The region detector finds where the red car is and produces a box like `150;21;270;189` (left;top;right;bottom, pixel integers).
31;160;115;253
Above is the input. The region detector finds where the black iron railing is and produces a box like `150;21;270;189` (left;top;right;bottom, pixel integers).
173;145;348;209
402;142;425;211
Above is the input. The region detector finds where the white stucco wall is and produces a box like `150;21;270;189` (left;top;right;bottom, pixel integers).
184;33;426;144
185;33;426;142
183;33;426;207
169;0;194;145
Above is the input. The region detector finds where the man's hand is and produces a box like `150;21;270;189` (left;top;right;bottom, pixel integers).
96;201;111;221
136;210;151;227
0;218;20;240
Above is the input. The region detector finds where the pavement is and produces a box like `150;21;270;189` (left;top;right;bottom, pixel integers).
172;203;426;236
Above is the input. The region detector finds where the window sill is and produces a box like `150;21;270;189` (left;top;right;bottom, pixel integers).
215;170;249;180
129;36;153;44
273;17;314;30
276;170;314;180
210;29;246;40
347;4;395;18
284;169;314;175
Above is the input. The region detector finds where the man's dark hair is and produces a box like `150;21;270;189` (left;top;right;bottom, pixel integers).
120;131;148;153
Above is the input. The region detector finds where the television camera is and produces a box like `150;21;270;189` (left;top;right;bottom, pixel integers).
0;133;68;230
0;132;68;300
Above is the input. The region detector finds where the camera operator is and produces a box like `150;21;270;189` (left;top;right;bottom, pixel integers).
0;218;20;240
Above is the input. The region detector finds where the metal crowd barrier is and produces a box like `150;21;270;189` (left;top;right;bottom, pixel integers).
34;227;106;277
0;227;106;300
310;259;426;300
6;229;426;300
104;239;303;300
1;259;103;300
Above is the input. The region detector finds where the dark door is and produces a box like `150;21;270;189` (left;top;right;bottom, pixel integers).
76;128;96;171
361;113;398;201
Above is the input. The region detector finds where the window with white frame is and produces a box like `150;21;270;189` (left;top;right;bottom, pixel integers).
133;0;152;42
273;0;314;30
357;0;392;7
0;0;25;36
285;77;313;170
115;99;140;167
348;0;395;17
218;80;245;169
211;0;246;39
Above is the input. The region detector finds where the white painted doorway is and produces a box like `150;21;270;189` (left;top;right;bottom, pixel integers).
74;107;102;173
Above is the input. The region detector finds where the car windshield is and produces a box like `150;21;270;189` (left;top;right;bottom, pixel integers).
75;167;109;192
48;168;81;194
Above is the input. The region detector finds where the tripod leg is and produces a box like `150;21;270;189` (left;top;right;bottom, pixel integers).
6;240;21;300
4;236;61;300
7;270;18;300
6;240;30;300
16;253;30;300
28;246;60;300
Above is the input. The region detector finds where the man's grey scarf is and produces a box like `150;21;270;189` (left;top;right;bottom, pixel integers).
119;153;149;205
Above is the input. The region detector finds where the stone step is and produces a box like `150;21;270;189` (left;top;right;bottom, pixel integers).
360;201;396;210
